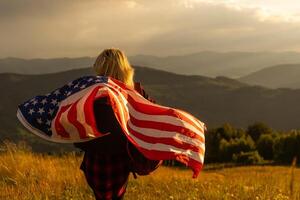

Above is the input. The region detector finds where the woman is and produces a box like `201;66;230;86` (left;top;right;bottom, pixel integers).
74;48;160;200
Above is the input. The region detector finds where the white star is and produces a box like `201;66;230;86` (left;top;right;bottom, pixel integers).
48;108;54;115
67;82;73;86
80;84;86;89
87;78;93;82
54;90;60;95
32;100;38;105
24;102;30;107
37;118;43;124
51;99;57;105
41;99;47;104
74;84;79;88
46;120;51;126
28;109;34;115
38;108;45;115
66;91;72;96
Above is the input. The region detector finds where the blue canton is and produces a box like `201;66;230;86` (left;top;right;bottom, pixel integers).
17;76;108;136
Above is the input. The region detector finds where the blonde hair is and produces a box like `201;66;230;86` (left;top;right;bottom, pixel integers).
93;48;135;88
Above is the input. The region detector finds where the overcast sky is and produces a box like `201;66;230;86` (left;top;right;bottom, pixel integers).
1;0;300;58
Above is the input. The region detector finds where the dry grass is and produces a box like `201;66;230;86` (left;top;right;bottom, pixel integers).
0;142;299;200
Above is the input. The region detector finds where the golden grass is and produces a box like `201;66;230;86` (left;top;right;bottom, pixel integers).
0;143;299;200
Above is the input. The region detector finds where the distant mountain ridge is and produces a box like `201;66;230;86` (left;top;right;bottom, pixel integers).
129;51;300;78
0;57;94;74
239;64;300;89
2;51;300;78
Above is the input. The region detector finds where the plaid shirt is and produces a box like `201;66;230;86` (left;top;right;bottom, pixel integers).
80;152;130;200
77;97;130;200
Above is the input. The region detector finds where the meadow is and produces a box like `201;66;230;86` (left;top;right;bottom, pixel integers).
0;142;299;200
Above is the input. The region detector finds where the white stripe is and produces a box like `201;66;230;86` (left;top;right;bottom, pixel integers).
127;121;205;151
127;103;205;140
59;105;80;140
107;89;129;128
125;85;205;133
126;89;167;108
177;109;206;132
76;88;96;137
128;133;204;164
60;83;108;106
94;86;130;125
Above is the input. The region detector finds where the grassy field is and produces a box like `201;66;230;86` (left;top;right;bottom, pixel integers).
0;143;299;200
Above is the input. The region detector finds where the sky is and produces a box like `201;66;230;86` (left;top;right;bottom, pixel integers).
1;0;300;58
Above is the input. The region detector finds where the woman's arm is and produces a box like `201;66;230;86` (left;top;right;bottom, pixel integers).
134;82;156;103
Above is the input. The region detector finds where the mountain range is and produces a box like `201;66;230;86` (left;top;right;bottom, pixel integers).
130;51;300;78
2;51;300;79
239;64;300;89
0;57;94;74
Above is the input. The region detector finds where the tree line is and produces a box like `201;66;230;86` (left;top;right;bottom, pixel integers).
205;122;300;164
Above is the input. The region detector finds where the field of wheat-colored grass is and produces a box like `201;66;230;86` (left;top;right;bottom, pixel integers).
0;142;299;200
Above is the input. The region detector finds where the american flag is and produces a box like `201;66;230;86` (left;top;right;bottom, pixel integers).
16;76;206;178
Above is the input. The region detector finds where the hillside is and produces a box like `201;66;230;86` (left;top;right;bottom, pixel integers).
239;64;300;89
2;51;300;78
1;66;300;150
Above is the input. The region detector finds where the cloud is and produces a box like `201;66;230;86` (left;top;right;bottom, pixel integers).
0;0;300;58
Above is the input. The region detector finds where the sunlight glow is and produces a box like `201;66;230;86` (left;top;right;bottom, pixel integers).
188;0;300;22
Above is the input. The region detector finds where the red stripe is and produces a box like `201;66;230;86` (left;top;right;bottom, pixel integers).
108;78;131;91
54;105;71;138
126;94;205;133
127;124;204;154
83;86;106;137
175;108;205;131
103;85;130;127
67;100;88;139
83;87;98;136
129;114;205;143
127;144;203;178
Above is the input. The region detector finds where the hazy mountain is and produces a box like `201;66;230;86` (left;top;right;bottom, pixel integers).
0;57;94;74
2;51;300;78
130;51;300;78
1;65;300;151
239;64;300;89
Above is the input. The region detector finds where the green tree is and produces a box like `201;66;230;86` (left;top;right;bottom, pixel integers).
218;135;255;162
205;124;244;163
257;134;277;160
273;130;300;164
246;122;272;142
216;123;236;141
